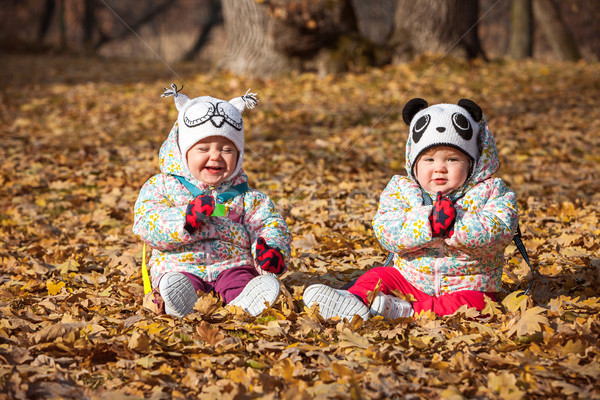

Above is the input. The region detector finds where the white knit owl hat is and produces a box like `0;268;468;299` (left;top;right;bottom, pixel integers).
402;98;483;179
161;84;258;180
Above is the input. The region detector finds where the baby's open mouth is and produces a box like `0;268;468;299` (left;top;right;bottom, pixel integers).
205;166;223;172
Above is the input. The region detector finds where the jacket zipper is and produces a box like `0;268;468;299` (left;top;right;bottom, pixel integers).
434;240;443;296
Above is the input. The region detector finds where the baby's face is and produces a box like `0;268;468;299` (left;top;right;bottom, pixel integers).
414;146;470;195
186;136;238;186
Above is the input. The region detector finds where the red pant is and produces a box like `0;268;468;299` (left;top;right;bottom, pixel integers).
348;266;495;316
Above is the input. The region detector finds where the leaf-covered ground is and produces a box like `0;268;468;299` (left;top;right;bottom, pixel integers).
1;53;599;399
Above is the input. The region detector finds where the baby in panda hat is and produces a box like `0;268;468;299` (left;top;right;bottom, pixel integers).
133;84;292;318
304;98;519;319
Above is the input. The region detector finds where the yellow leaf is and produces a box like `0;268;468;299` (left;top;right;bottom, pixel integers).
487;371;525;399
468;321;497;337
227;367;248;383
31;322;82;344
501;291;528;314
57;259;80;275
141;322;167;336
365;279;382;306
440;385;467;400
128;330;151;353
560;246;589;258
554;233;580;247
196;321;225;345
331;361;353;377
506;306;549;338
46;280;65;295
261;320;285;337
135;356;160;369
272;358;295;381
292;233;319;251
480;296;502;318
446;334;480;348
338;328;370;349
556;339;587;356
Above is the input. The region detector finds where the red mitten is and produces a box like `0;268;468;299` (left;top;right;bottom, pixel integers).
184;195;215;234
429;191;456;238
255;237;285;274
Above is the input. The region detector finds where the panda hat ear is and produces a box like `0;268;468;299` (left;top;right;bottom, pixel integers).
402;98;429;126
457;99;482;122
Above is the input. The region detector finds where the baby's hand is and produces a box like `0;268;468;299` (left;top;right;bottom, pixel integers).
429;191;456;238
255;237;285;274
184;195;215;234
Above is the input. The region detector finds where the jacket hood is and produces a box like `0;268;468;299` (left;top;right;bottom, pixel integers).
404;115;500;199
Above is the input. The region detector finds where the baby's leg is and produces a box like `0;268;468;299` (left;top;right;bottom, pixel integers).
349;267;495;316
348;266;426;303
217;266;280;316
181;272;214;293
414;290;495;316
213;266;260;304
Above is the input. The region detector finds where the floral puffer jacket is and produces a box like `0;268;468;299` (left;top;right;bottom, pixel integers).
373;117;519;296
133;123;292;287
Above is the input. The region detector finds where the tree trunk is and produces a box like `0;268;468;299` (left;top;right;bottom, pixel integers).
220;0;484;75
220;0;371;76
83;0;96;55
221;0;293;76
57;0;67;50
38;0;56;44
390;0;486;62
533;0;581;61
508;0;533;59
93;0;174;51
183;0;223;62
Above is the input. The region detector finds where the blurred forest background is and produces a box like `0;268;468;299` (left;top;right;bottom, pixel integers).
1;0;599;75
2;0;600;399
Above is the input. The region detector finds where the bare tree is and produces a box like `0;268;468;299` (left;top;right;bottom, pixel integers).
508;0;533;59
83;0;95;54
389;0;486;62
220;0;487;75
93;0;174;51
38;0;56;44
533;0;581;61
183;0;223;61
221;0;370;75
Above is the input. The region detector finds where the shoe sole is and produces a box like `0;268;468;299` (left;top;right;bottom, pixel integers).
303;284;370;320
370;294;413;319
228;275;280;317
159;272;198;317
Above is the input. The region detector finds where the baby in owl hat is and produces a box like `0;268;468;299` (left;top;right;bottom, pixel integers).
303;98;519;320
133;84;292;318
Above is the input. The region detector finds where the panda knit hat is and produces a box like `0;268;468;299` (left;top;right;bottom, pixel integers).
161;84;258;181
402;98;483;178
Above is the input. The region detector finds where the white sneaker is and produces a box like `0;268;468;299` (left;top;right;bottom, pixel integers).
303;284;370;321
159;272;198;317
228;275;280;317
369;293;414;319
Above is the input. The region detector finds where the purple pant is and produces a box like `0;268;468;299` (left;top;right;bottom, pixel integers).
181;265;259;304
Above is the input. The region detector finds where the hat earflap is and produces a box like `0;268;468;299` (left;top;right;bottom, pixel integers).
402;98;429;125
229;89;259;113
161;83;189;111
